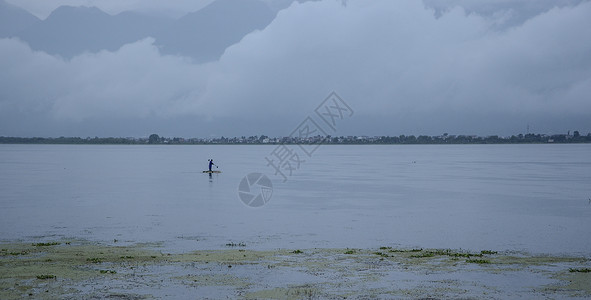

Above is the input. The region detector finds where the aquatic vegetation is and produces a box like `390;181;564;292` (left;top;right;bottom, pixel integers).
481;250;498;255
569;268;591;273
410;252;435;258
448;252;483;258
430;249;449;256
245;285;320;299
379;246;392;250
406;248;486;259
33;242;60;247
86;257;103;263
432;249;481;257
373;252;390;258
0;241;588;299
287;286;318;298
389;248;422;253
466;259;491;264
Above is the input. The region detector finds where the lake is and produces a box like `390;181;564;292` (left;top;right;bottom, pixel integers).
1;144;590;255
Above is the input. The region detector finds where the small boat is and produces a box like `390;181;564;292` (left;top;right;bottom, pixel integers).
203;170;222;173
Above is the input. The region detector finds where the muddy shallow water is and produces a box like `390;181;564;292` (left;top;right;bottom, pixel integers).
1;241;590;299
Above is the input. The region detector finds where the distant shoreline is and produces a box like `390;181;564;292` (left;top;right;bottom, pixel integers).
1;133;590;145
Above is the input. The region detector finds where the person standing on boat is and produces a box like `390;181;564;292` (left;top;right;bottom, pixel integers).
208;159;214;171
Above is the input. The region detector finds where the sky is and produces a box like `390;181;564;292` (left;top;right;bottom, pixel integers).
1;0;590;138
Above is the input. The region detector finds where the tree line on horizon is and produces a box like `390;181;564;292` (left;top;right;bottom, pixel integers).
1;132;590;145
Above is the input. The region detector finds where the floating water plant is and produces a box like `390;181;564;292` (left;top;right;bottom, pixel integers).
389;248;422;253
431;249;450;256
426;249;483;258
287;286;318;298
448;252;483;258
373;252;389;258
481;250;498;255
569;268;591;273
0;241;589;299
466;259;490;264
410;252;435;258
33;242;60;247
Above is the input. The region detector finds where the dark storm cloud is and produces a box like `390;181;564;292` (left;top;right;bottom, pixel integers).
1;0;590;137
4;0;216;19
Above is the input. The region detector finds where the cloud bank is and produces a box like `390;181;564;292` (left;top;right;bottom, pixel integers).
1;0;590;137
5;0;216;19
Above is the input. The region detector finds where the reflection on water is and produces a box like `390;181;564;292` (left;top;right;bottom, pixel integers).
0;144;590;255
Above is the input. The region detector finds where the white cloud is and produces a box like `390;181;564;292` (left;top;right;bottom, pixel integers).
0;38;212;121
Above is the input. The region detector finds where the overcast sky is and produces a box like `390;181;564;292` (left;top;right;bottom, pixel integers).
1;0;590;138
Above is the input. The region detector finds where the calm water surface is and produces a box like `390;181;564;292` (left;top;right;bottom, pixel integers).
1;144;590;255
